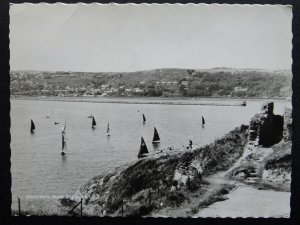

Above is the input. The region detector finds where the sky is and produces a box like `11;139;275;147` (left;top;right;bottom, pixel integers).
10;3;292;72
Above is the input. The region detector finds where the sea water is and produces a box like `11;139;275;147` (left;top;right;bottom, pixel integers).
10;98;289;210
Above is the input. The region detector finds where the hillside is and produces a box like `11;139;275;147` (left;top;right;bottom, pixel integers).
10;68;292;98
59;125;249;216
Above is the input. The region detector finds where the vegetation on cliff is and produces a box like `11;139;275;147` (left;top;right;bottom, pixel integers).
69;124;249;216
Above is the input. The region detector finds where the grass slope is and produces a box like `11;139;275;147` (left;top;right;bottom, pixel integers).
72;124;249;216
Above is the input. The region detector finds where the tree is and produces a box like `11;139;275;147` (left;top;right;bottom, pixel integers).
187;70;195;76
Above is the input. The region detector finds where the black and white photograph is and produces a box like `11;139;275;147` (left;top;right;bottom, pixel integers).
9;3;292;217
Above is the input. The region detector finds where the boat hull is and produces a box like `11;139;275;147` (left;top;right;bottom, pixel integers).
138;153;148;159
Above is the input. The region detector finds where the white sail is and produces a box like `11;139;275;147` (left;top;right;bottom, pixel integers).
61;122;66;133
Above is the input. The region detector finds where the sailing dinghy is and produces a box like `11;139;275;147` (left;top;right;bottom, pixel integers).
30;119;35;134
202;116;205;127
106;122;110;136
138;137;149;159
61;133;67;155
92;116;96;129
142;114;146;124
152;127;160;143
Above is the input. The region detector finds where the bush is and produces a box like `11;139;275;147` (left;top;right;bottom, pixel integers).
131;205;154;216
166;192;186;207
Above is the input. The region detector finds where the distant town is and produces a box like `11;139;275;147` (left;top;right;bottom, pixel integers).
10;68;292;98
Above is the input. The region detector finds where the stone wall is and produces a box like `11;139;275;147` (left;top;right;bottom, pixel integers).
249;102;284;147
283;107;292;141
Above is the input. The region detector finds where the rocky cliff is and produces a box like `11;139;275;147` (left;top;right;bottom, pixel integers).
63;125;249;216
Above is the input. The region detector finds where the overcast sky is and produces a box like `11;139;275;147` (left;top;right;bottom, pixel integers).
10;3;292;72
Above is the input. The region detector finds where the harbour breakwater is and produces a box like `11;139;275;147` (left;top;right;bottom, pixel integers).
12;96;248;106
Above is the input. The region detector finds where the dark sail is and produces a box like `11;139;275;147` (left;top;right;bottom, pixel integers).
30;119;35;133
107;122;110;136
61;133;66;155
189;139;193;147
62;133;66;150
143;114;146;123
202;116;205;126
92;116;96;128
138;137;149;158
152;127;160;143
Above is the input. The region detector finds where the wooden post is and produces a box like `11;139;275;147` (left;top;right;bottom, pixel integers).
18;197;21;216
68;200;82;215
121;199;124;216
80;198;83;217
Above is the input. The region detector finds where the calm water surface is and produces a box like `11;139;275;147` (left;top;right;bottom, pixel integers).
10;99;289;209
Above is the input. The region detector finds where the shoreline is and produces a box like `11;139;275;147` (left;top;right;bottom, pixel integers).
10;96;290;106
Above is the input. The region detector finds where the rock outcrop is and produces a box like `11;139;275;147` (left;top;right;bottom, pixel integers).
249;102;283;147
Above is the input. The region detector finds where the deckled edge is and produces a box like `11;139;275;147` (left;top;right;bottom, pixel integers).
8;1;293;219
9;2;293;6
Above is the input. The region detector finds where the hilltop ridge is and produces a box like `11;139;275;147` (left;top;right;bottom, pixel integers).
10;68;292;98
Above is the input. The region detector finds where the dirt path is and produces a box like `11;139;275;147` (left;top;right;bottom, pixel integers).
151;144;251;217
193;186;290;218
193;143;290;218
152;142;290;218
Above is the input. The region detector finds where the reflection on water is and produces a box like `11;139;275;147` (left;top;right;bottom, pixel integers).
61;154;67;164
10;99;289;208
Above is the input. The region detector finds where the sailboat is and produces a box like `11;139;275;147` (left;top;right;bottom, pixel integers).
142;114;146;124
106;122;110;136
138;137;149;159
61;122;66;134
202;116;205;127
92;116;96;129
152;127;160;143
61;133;66;155
30;119;35;134
189;140;193;148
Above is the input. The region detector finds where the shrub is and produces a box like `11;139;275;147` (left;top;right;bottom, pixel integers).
166;192;186;207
